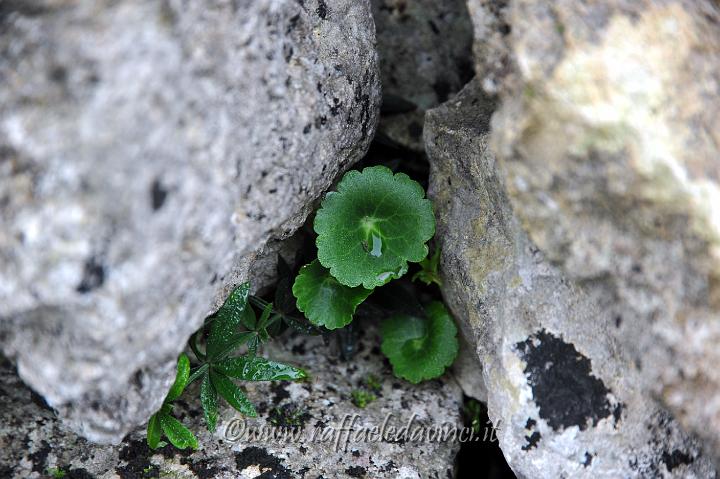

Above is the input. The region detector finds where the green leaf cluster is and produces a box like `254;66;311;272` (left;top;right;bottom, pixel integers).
292;166;458;384
146;282;308;450
188;283;307;432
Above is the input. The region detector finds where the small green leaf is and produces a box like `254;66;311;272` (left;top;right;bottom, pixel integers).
412;247;442;287
158;413;199;450
165;353;191;402
210;369;257;417
292;260;373;330
206;283;251;358
380;301;458;384
188;364;209;385
215;355;308;381
212;332;255;361
200;373;218;432
239;302;257;331
147;413;162;449
257;302;273;330
315;166;435;289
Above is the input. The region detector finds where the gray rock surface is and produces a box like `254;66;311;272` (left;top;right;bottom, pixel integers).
0;320;464;478
476;0;720;467
0;0;380;444
372;0;473;151
426;79;716;478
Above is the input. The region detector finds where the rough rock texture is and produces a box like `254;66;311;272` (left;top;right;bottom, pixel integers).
0;0;380;444
371;0;473;151
0;321;464;478
426;79;716;478
475;0;720;467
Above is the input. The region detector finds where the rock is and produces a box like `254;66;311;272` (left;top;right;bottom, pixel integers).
425;79;716;478
0;0;380;444
371;0;473;151
478;0;720;467
0;320;464;478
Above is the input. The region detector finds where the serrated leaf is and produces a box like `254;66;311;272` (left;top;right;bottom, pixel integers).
215;356;308;381
206;283;251;358
210;369;257;417
314;166;435;289
200;373;218;432
292;260;373;330
380;301;458;384
158;413;198;450
146;413;162;449
165;353;190;402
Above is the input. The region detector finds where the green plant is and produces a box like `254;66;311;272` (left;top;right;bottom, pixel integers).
146;282;308;449
187;283;307;432
314;165;435;289
381;301;458;384
292;166;458;385
47;467;66;479
147;353;198;450
351;389;377;408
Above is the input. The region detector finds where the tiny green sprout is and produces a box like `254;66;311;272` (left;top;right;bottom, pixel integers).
412;247;442;287
47;467;66;479
314;165;435;289
351;389;377;409
365;374;382;393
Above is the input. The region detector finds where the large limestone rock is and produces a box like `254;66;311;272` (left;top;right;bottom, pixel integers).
426;79;716;478
371;0;474;151
0;320;463;478
475;0;720;466
0;0;380;444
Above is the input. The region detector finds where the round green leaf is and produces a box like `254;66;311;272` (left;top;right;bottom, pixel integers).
380;301;458;384
292;260;373;329
314;166;435;289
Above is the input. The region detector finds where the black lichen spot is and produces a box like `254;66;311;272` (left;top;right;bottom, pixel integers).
516;329;621;431
66;468;96;479
235;447;291;479
270;382;290;404
662;449;694;472
345;466;366;478
524;418;536;430
268;404;311;429
29;440;51;473
116;438;170;478
521;431;541;451
186;458;223;478
150;178;168;211
316;0;327;19
614;315;622;328
49;65;67;83
582;452;593;467
302;123;312;134
76;256;105;293
427;19;440;34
